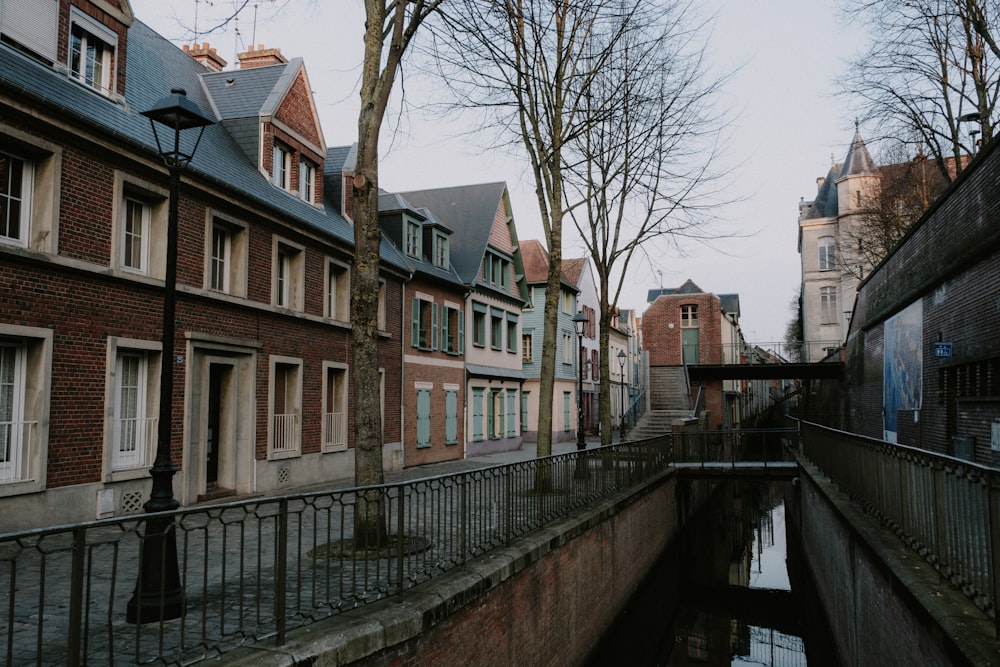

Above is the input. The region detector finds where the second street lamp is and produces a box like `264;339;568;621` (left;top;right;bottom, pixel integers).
618;349;627;441
127;88;214;624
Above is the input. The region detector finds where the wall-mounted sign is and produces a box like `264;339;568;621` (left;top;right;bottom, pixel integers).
933;342;953;358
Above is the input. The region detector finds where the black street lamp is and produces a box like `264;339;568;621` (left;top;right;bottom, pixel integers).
572;311;589;450
617;349;627;441
127;88;214;624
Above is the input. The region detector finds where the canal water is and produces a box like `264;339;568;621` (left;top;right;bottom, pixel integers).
585;480;839;666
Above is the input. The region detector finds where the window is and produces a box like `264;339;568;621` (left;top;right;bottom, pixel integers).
121;197;149;273
488;389;504;439
521;391;529;432
681;305;698;328
299;159;315;203
112;351;154;471
561;290;574;315
326;261;350;321
820;286;838;324
445;387;458;444
270;358;301;458
206;216;248;296
405;219;421;258
562;333;573;364
591;349;599;382
490;309;504;350
441;305;464;354
483;251;509;289
411;297;438;350
563;392;571;432
272;142;291;190
416;386;432;448
377;280;387;331
1;0;58;61
0;327;51;492
0;151;30;246
471;388;484;441
522;333;533;363
819;237;836;271
506;389;517;437
273;240;304;310
433;231;449;269
69;11;116;95
323;364;348;452
472;302;487;347
506;314;518;353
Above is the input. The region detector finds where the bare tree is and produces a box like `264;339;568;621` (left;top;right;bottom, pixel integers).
431;0;636;466
841;0;1000;181
563;0;729;444
351;0;443;546
840;146;950;281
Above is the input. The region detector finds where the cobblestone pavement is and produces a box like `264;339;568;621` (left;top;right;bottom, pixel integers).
2;436;617;667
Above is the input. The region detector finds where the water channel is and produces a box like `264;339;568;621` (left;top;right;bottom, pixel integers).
586;480;840;666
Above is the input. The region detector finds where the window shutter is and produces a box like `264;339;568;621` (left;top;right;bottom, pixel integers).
2;0;58;61
411;297;420;348
445;390;457;443
431;303;439;350
457;311;465;354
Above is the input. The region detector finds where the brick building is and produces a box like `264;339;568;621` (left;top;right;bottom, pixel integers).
845;132;1000;464
0;2;407;529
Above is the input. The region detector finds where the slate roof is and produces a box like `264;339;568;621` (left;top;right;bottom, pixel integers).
646;279;704;302
377;192;463;285
396;182;510;284
202;63;291;119
840;127;876;177
719;294;740;317
0;18;408;273
802;164;841;219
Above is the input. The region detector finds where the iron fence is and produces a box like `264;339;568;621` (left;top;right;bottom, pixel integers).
671;428;799;467
1;438;672;666
799;421;1000;632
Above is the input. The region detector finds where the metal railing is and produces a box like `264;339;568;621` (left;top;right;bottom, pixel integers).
112;417;157;471
272;413;299;454
681;340;842;365
0;438;673;666
671;428;799;468
323;411;347;449
799;421;1000;630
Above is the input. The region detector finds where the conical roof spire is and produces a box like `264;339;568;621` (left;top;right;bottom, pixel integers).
840;121;876;177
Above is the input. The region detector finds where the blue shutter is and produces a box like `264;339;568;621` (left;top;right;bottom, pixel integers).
445;390;457;443
472;389;484;441
458;310;465;353
431;303;439;350
506;390;516;436
416;389;431;446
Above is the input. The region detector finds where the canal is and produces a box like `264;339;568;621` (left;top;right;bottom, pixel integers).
586;479;840;666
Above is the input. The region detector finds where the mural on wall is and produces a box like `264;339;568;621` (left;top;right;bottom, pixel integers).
883;300;923;442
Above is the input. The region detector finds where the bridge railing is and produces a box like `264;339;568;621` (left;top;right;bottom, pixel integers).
671;428;799;468
800;420;1000;631
0;438;673;667
682;340;842;365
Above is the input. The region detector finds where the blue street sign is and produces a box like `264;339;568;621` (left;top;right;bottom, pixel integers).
933;342;953;358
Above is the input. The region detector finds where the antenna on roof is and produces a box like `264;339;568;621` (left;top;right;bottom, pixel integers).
251;3;259;48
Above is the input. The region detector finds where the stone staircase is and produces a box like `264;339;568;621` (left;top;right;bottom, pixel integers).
627;366;694;441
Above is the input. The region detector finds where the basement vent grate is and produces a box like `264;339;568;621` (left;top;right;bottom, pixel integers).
122;491;145;514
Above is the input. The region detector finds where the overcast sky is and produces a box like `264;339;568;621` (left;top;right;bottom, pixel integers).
130;0;867;343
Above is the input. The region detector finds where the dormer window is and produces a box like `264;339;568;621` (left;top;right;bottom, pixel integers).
405;219;421;258
69;10;117;96
433;231;449;269
299;159;315;203
272;142;291;190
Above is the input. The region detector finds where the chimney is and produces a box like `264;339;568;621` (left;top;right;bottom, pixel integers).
237;44;288;69
183;43;227;72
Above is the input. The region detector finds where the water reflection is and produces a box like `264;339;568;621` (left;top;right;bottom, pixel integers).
586;481;837;666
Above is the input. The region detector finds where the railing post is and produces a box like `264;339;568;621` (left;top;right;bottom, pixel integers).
460;479;468;562
275;498;287;646
67;527;85;667
397;485;405;593
988;478;1000;639
933;464;948;578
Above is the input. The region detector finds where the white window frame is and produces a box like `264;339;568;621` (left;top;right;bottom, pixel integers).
0;326;52;495
269;356;302;459
68;9;117;96
433;230;449;269
204;213;248;297
104;337;161;482
273;238;305;310
120;196;149;274
326;259;350;321
0;150;32;247
299;159;315;203
209;224;230;292
820;286;838;324
114;174;168;279
322;362;349;452
818;236;836;271
112;350;152;471
272;142;291;190
562;332;573;364
405;219;421;258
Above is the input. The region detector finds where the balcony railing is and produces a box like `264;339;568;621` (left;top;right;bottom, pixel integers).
112;417;157;471
799;420;1000;632
0;420;35;484
323;411;347;450
0;439;673;666
272;412;299;454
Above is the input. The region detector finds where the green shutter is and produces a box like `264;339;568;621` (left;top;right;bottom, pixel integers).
431;303;439;350
445;390;457;443
410;297;420;348
416;389;431;446
472;389;484;441
458;310;465;353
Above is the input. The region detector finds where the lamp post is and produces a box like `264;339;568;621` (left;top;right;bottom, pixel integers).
127;89;214;624
617;349;627;441
572;311;589;450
